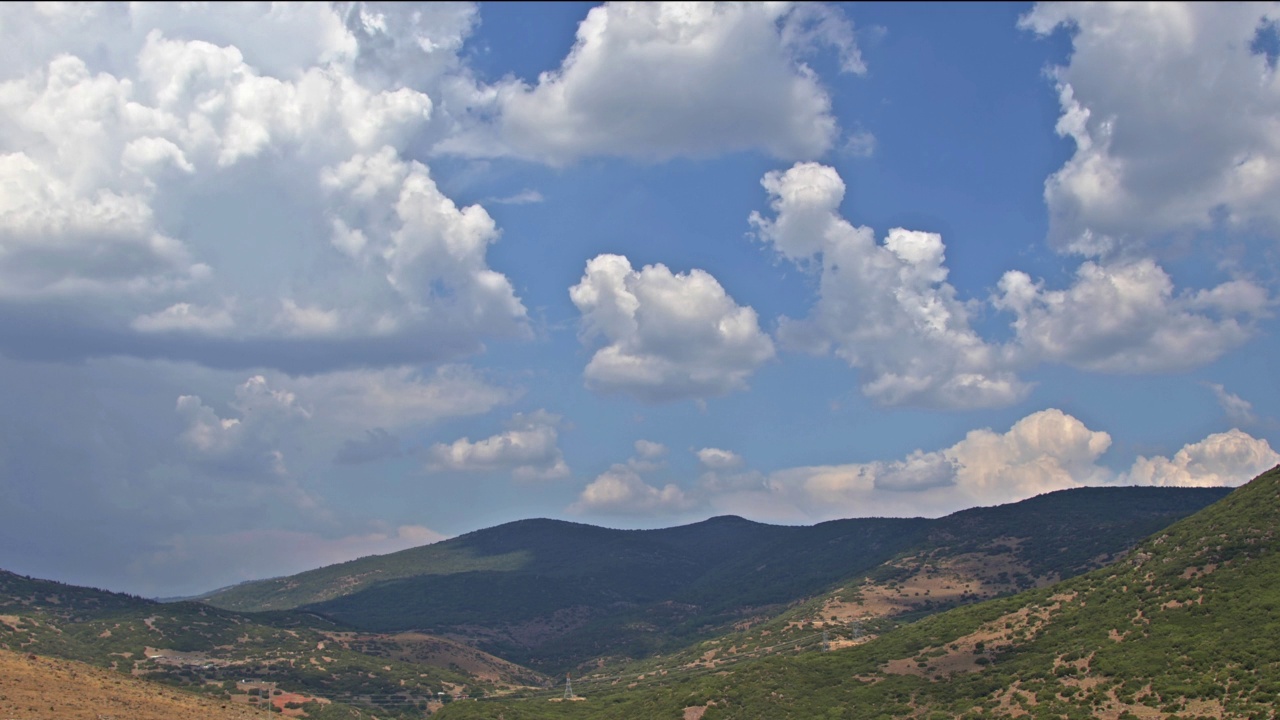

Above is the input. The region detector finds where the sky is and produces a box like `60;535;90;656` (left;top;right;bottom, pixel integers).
2;2;1280;598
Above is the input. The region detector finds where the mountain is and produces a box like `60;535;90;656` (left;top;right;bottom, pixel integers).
201;486;1230;673
433;465;1280;719
0;569;543;718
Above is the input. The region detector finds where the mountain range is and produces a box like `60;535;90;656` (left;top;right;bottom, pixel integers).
1;481;1259;719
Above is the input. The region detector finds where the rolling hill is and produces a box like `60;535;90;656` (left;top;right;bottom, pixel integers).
433;465;1280;719
201;486;1230;673
0;569;543;718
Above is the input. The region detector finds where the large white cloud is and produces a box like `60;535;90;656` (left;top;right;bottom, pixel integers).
1021;3;1280;253
703;412;1278;523
995;260;1270;372
0;2;527;372
437;2;864;164
751;162;1027;408
764;409;1113;519
570;254;776;402
1124;430;1280;488
752;162;1272;405
426;410;570;480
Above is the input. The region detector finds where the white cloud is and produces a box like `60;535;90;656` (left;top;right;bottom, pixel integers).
285;365;516;430
426;410;569;481
721;409;1113;521
570;254;776;402
1021;3;1280;252
570;463;690;516
1124;429;1280;487
696;447;744;470
751;162;1027;408
1206;383;1258;427
175;365;513;476
0;2;527;372
174;375;309;479
995;259;1270;372
634;439;668;460
438;2;863;164
751;162;1271;402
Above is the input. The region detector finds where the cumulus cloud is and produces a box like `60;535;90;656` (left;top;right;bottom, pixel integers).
569;439;697;515
696;447;744;470
750;162;1271;404
1021;3;1280;252
634;439;668;460
716;409;1113;521
1206;383;1258;427
995;260;1270;372
174;375;309;479
0;2;527;372
570;463;691;516
439;2;863;163
570;254;775;402
751;162;1027;408
174;364;512;477
288;364;516;430
426;410;569;481
699;411;1278;523
1124;429;1280;487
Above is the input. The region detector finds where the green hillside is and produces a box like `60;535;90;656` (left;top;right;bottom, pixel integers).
435;466;1280;719
0;570;541;718
202;487;1228;674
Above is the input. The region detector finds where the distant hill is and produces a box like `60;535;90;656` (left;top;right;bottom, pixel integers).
201;486;1230;673
0;568;543;719
434;466;1280;719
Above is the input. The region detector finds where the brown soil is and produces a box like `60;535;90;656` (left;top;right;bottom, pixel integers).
336;631;545;687
0;648;266;720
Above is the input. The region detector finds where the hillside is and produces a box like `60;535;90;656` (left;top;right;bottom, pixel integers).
434;465;1280;719
0;648;290;720
202;486;1229;673
0;570;544;718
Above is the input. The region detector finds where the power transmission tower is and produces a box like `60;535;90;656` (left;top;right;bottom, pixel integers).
564;674;574;699
853;621;863;640
822;629;830;652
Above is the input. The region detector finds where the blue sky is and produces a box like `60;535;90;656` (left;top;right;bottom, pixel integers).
1;2;1279;597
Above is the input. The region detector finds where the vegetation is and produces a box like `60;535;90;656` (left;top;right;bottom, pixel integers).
0;570;534;718
434;465;1280;718
1;481;1252;718
203;487;1228;674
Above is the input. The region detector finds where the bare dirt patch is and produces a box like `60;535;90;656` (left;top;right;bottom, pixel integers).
0;648;264;720
882;593;1076;679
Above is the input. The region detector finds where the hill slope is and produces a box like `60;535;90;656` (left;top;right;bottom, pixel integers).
0;648;294;720
202;486;1229;673
435;466;1280;719
0;570;543;718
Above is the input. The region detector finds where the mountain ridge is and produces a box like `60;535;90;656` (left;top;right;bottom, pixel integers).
199;485;1231;673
